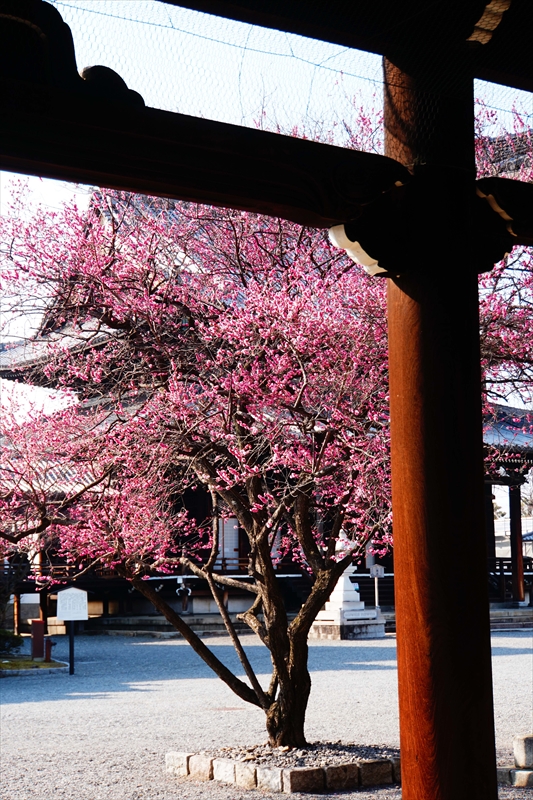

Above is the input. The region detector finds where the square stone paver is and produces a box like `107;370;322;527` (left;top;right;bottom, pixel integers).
256;766;283;792
390;756;401;783
213;758;235;783
359;759;393;786
283;767;325;793
514;736;533;769
325;763;359;790
188;754;213;781
165;752;192;777
512;769;533;787
497;767;512;785
235;762;257;789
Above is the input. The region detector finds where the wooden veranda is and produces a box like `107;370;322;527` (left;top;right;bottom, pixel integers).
1;2;533;798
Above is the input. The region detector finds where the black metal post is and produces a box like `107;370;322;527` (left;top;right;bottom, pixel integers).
69;620;75;675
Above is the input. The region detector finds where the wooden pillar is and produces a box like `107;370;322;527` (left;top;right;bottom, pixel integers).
509;484;524;602
39;589;48;635
384;52;497;800
13;593;21;636
484;483;496;560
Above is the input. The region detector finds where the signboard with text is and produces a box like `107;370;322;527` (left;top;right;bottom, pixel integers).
57;587;88;621
370;564;385;579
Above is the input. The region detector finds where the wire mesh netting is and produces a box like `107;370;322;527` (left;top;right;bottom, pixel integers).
1;2;531;374
48;0;532;158
50;0;385;147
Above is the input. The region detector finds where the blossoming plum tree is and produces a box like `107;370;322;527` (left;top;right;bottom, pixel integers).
0;191;393;745
476;117;533;405
0;110;531;746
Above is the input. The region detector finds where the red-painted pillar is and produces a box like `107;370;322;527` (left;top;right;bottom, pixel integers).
31;619;45;660
13;593;21;636
384;53;498;800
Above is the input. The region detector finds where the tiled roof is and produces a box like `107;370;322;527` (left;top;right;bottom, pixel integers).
478;132;532;177
484;404;533;457
0;325;112;380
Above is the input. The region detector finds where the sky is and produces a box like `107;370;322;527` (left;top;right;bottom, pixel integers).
0;176;91;415
0;175;92;219
0;378;76;421
1;0;531;461
0;175;92;349
48;0;385;132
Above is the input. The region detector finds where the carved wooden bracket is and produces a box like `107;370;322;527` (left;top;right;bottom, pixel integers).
0;0;143;106
328;170;531;276
476;177;533;248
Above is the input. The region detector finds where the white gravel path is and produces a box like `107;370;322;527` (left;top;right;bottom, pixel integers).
1;630;531;800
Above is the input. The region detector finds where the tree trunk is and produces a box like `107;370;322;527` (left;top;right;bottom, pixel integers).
265;663;311;747
265;637;312;747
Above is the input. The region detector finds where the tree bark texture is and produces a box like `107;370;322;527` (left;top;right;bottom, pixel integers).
265;641;311;747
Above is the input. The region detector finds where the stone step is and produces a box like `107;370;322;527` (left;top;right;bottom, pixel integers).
85;614;251;634
93;628;240;639
490;621;533;630
489;606;533;616
378;609;533;634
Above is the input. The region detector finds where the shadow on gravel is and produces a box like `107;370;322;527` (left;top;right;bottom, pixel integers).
0;636;397;705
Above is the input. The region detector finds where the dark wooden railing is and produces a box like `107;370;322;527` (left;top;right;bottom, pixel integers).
487;557;533;602
3;557;532;606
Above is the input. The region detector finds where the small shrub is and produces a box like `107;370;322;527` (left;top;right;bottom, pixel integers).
0;629;23;655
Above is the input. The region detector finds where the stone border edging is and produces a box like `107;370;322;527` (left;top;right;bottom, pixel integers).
498;735;533;787
497;767;533;788
0;661;69;677
166;751;401;792
166;750;532;791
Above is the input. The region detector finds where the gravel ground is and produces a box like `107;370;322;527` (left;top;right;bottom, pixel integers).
1;630;531;800
203;742;400;768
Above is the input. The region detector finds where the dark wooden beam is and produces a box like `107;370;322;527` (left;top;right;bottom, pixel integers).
2;2;532;241
0;80;408;228
472;0;533;93
158;0;487;58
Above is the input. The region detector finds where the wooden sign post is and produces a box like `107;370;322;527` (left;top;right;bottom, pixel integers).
57;588;88;675
369;564;385;610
